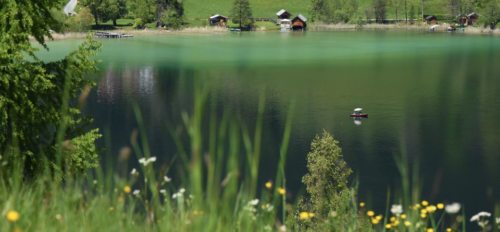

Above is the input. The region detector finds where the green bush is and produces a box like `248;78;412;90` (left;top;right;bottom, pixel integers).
296;130;367;231
66;7;95;32
161;9;185;30
60;129;101;174
133;18;145;29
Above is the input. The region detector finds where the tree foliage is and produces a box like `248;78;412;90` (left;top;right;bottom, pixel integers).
128;0;156;24
374;0;388;22
301;130;352;218
296;131;368;231
82;0;128;25
157;0;185;29
231;0;254;29
477;0;500;28
0;0;101;175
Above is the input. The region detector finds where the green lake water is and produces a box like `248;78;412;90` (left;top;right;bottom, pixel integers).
38;31;500;212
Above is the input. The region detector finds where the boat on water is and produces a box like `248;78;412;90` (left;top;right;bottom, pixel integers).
350;108;368;118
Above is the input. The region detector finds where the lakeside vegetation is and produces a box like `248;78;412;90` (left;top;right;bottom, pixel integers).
52;0;499;31
1;0;500;231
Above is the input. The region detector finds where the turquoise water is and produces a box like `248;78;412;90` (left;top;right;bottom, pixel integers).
39;31;500;212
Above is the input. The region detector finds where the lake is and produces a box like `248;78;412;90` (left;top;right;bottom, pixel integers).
39;31;500;213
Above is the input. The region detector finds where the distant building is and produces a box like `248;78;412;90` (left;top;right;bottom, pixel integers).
424;15;437;25
291;14;307;31
467;12;478;25
280;19;292;31
457;14;468;26
209;14;228;27
276;9;292;24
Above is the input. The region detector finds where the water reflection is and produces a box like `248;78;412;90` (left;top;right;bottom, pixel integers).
97;65;157;104
353;118;363;126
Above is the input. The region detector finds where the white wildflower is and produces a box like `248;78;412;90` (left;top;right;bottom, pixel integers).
130;168;138;175
249;199;259;206
172;188;185;199
132;189;140;196
496;217;500;224
391;204;403;215
445;202;461;214
160;189;167;195
93;180;98;185
471;212;491;222
164;176;171;182
279;225;287;232
138;156;157;166
262;203;274;212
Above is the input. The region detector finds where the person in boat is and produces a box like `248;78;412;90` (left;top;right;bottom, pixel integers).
351;108;368;117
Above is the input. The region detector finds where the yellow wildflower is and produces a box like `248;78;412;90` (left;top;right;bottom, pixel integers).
367;210;375;217
385;224;392;229
413;204;421;209
299;212;311;220
426;228;434;232
400;214;407;219
376;215;383;220
420;213;427;219
359;202;366;208
421;200;429;206
421;209;428;214
392;220;400;226
278;187;286;196
437;203;444;209
446;228;452;232
390;216;396;222
265;181;273;189
426;205;437;213
371;218;380;224
404;221;412;226
124;185;131;194
6;210;20;222
308;212;315;218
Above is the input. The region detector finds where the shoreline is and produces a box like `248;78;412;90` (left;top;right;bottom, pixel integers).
46;23;499;41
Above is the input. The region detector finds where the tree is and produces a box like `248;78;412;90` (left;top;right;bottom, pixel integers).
477;0;500;29
310;0;331;22
301;131;352;217
128;0;156;24
82;0;128;26
0;0;101;175
106;0;128;26
231;0;253;30
157;0;185;29
409;3;417;23
374;0;388;22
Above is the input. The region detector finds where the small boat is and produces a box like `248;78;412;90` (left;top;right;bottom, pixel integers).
350;108;368;118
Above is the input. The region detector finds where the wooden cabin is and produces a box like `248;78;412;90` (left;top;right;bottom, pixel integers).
291;14;307;31
209;14;228;27
424;15;437;25
457;14;468;26
276;9;292;24
467;12;478;25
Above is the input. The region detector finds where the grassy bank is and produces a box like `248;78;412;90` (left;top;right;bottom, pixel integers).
46;23;499;41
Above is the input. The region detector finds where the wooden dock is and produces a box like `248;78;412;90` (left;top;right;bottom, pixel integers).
95;31;133;39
